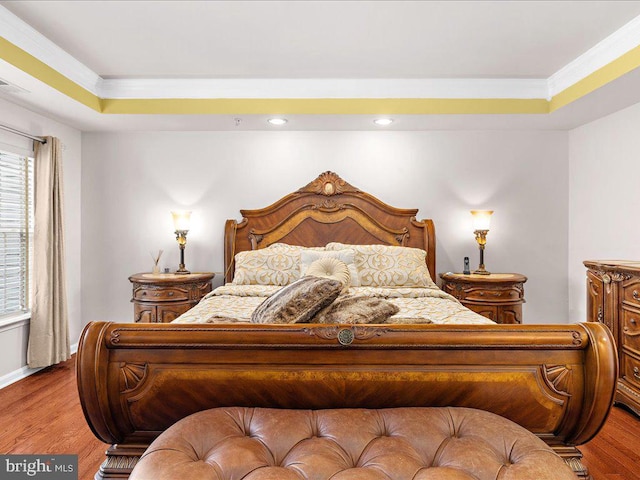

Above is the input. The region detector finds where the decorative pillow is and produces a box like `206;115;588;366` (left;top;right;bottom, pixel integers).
300;250;361;286
312;296;400;324
231;248;300;286
231;243;327;286
305;257;351;290
326;243;436;288
251;276;342;324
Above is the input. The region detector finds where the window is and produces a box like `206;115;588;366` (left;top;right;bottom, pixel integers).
0;150;33;318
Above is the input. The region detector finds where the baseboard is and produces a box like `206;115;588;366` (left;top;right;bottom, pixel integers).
0;342;78;389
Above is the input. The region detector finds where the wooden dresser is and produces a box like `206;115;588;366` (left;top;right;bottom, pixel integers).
585;260;640;416
439;272;527;324
129;272;214;323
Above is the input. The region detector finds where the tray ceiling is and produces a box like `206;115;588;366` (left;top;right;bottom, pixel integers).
1;1;640;131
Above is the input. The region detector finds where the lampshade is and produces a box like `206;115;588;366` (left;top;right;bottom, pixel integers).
171;210;191;232
470;210;493;231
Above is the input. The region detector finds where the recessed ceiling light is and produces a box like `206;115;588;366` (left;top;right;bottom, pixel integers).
373;118;394;126
268;118;288;125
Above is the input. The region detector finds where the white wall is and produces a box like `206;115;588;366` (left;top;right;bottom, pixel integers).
82;130;568;324
568;102;640;324
0;98;82;381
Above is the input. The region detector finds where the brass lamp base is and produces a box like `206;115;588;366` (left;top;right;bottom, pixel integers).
474;229;490;275
175;230;190;274
473;268;490;275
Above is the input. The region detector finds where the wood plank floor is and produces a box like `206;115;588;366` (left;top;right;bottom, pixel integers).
0;356;638;480
0;357;107;480
581;405;640;480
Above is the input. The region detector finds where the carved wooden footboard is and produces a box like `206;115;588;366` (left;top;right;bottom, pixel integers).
77;321;616;480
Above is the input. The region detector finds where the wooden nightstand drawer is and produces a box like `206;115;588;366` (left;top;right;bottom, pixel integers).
463;286;521;303
134;286;189;302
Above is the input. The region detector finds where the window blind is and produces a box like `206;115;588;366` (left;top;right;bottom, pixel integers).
0;151;33;317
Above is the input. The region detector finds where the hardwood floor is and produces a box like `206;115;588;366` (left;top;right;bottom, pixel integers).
0;357;106;480
0;356;638;480
581;405;640;480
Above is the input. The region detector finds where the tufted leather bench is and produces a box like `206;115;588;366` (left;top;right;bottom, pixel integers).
129;406;578;480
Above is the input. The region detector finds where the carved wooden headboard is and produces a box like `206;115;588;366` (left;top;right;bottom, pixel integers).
224;171;436;283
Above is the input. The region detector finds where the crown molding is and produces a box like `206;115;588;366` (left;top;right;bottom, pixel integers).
1;4;640;111
98;77;548;100
0;5;101;94
548;14;640;98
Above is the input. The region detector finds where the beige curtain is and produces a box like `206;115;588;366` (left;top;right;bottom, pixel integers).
27;137;70;368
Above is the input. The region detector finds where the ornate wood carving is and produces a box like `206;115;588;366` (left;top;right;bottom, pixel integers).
101;455;139;471
248;231;263;248
561;456;590;480
119;362;148;393
395;229;409;245
310;199;341;211
303;325;393;342
593;269;633;282
543;365;572;396
97;455;140;479
298;171;361;196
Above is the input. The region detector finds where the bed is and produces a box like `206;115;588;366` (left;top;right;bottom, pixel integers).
77;172;617;480
174;171;491;326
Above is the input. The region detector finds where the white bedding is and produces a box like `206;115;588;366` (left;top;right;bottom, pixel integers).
173;284;494;325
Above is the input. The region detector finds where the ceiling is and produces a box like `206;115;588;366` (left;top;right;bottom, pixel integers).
2;1;640;131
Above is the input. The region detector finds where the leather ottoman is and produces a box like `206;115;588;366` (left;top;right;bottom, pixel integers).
130;406;578;480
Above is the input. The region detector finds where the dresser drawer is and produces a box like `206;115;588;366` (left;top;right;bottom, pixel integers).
622;309;640;354
621;353;640;389
623;279;640;309
463;287;522;303
134;286;189;302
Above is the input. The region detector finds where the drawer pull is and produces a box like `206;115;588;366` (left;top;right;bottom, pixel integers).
634;367;640;381
634;290;639;300
631;318;637;325
168;292;174;296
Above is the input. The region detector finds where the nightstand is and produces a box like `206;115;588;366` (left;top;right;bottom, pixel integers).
129;272;214;323
439;272;527;324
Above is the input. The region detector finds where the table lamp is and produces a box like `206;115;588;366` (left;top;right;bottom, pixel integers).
171;210;191;274
470;210;493;275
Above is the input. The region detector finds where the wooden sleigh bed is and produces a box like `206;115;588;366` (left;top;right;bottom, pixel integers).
77;172;617;480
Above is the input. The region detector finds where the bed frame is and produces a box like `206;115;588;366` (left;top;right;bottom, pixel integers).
77;172;616;480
